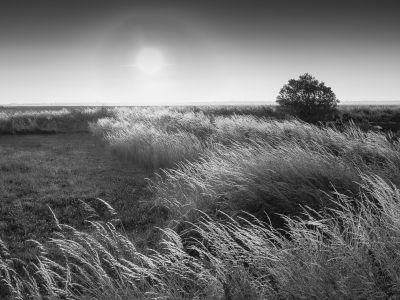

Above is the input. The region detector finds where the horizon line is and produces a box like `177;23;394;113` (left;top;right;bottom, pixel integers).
2;100;400;107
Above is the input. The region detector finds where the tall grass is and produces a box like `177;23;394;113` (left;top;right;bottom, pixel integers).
191;175;400;299
90;117;207;169
0;107;112;134
105;107;216;139
2;175;400;299
90;108;217;169
150;118;400;224
91;108;400;172
150;140;363;226
90;109;400;231
106;124;204;169
3;106;400;298
171;104;280;119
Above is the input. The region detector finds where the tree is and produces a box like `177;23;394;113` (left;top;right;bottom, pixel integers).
276;73;339;123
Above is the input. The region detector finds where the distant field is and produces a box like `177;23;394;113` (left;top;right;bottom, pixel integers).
2;104;400;131
2;106;400;299
0;106;94;112
0;107;112;134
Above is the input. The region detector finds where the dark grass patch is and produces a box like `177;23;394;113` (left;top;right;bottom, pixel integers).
0;133;157;260
0;107;112;134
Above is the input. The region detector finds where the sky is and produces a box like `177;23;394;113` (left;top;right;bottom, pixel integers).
0;0;399;105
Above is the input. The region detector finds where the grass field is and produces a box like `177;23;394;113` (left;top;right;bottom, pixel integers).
2;106;400;299
0;133;163;260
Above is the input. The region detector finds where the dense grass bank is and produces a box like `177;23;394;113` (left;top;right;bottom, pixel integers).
151;134;400;225
91;108;400;226
91;106;400;153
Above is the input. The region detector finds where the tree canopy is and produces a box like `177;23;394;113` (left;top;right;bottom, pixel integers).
276;73;339;122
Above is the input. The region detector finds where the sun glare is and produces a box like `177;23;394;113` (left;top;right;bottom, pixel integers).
135;48;165;75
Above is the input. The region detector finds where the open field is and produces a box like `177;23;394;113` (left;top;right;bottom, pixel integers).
2;106;400;299
0;133;162;260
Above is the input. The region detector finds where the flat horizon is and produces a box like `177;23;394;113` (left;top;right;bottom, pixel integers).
3;100;400;107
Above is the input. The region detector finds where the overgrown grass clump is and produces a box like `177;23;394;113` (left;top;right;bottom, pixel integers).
2;175;400;299
90;108;215;169
96;121;205;169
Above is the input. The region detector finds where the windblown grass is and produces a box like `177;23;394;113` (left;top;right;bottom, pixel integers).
90;108;215;169
90;119;206;169
171;104;279;119
104;107;216;139
2;175;400;299
150;140;363;226
91;107;400;171
3;106;400;299
150;118;400;225
90;109;400;229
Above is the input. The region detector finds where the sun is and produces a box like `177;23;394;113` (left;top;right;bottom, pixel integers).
135;48;165;75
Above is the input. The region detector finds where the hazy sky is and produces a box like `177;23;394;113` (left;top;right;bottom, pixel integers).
1;0;399;105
